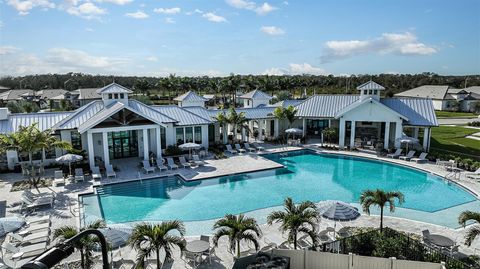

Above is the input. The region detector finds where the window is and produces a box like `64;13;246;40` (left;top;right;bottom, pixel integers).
176;128;184;144
120;93;124;99
374;90;378;95
364;90;367;95
369;90;373;94
71;131;82;150
247;100;250;106
161;127;166;149
114;94;118;99
185;127;193;143
194;126;202;144
108;94;113;99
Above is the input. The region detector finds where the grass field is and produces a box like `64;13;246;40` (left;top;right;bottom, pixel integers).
430;125;480;159
435;110;478;118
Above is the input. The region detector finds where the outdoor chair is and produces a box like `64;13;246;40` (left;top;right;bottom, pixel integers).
192;155;205;166
253;143;265;151
23;190;55;201
200;235;210;242
386;149;402;158
202;247;216;264
166;158;178;170
244;143;256;152
411;152;428;163
466;168;480;180
142;161;155;174
422;230;431;244
2;242;47;259
74;168;85;182
21;195;53;212
53;170;65;187
225;144;238;154
91;166;102;181
25;215;51;225
183;251;201;267
235;144;246;153
106;165;116;178
337;227;351;238
399;150;416;161
156;158;168;171
7;230;49;246
297;234;313;249
21;222;51;234
179;157;191;168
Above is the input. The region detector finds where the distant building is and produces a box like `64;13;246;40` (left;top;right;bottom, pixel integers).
238;90;273;108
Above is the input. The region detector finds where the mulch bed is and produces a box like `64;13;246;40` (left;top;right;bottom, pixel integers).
10;178;52;192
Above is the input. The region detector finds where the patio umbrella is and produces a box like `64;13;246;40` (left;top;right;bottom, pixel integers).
0;217;26;237
98;224;133;249
285;128;303;140
396;135;419;153
56;153;83;176
178;142;201;158
317;200;360;237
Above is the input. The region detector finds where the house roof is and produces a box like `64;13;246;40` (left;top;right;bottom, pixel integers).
0;89;34;101
394;85;450;100
334;97;408;121
239;89;273;100
466;86;480;95
151;105;211;126
183;106;276;120
464;92;480;100
52;101;106;130
96;83;133;94
295;95;359;118
271;99;304;108
174;91;208;102
356;81;385;91
381;98;438;126
74;88;102;99
0;86;10;91
0;112;72;133
36;89;68;99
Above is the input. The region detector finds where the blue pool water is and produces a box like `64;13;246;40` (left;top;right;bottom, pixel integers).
81;150;477;227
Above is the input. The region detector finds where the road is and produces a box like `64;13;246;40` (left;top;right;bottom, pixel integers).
438;117;479;125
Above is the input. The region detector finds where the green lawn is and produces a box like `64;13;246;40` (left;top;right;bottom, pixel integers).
430;126;480;159
435;110;478;118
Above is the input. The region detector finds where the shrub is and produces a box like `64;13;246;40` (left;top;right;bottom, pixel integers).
467;121;480;127
164;145;183;156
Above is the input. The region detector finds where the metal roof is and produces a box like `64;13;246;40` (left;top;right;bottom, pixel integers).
239;89;273;100
271;99;304;107
127;100;177;124
295;95;359;118
335;97;408;121
173;91;208;102
96;83;133;94
74;88;101;99
395;85;450;100
0;89;34;101
151;105;211;126
77;102;126;133
53;101;106;130
183;106;276;120
0;112;72;134
381;98;438;126
356;80;385;91
466;86;480;95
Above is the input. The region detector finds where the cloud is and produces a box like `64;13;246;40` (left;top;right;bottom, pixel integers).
0;46;20;55
146;56;158;62
202;12;227;23
264;63;329;75
165;17;175;24
153;7;181;14
95;0;132;5
7;0;55;15
85;27;94;32
66;2;106;19
260;26;285;35
321;32;437;62
225;0;276;15
125;10;148;19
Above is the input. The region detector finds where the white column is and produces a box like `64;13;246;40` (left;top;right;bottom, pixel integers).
102;131;110;167
248;121;254;138
143;128;149;161
413;127;419;139
302;118;306;137
384;122;390;149
241;127;246;141
258;120;264;141
394;121;403;148
274;119;279;138
423;127;430;151
349;121;356;149
339;118;346;149
87;131;95;168
156;126;162;159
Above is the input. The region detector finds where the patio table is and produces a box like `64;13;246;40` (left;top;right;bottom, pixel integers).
185;240;210;254
429;234;455;248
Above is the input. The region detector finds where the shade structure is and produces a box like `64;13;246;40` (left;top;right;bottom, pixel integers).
317;200;360;237
56;153;83;176
179;142;201;158
98;224;133;249
396;136;419;152
284;128;303;134
0;217;26;237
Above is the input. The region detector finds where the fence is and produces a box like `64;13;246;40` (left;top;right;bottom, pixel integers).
271;249;444;269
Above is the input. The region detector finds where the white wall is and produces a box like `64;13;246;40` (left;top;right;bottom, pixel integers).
179;100;205;108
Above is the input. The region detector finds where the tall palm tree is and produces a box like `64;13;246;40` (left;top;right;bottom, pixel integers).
0;123;72;190
128;221;186;269
226;108;249;142
53;221;106;269
360;189;405;232
267;197;319;249
458;210;480;246
212;214;261;258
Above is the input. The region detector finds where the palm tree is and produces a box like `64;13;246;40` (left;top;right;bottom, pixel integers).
214;108;229;144
360;189;405;232
273;106;298;142
128;221;186;269
212;214;262;258
0;123;72;190
458;210;480;246
53;221;106;269
226;108;249;142
267;197;319;249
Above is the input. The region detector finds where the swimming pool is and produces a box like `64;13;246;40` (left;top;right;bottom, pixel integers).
81;150;478;229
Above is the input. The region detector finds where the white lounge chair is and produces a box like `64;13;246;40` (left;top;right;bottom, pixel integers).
235;144;246;153
106;165;116;178
192;155;205;166
7;230;49;245
21;195;53;212
386;149;402;158
244;143;256;152
91;166;102;181
142;161;155;174
20;222;50;234
156;158;168;171
22;190;55;202
399;150;416;161
74;168;85;182
253;143;265;151
466;168;480;180
26;215;51;225
225;144;238;154
2;242;47;259
53;170;65;187
411;152;428;163
166;158;178;170
179;157;191;168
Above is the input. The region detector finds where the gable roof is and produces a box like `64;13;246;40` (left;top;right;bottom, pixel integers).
0;112;72;134
335;97;408;120
96;83;133;94
465;86;480;95
239;89;273;100
74;88;102;99
151;105;211;125
174;91;208;102
395;85;450;100
271;99;304;108
356;81;385;91
52;101;106;130
0;89;34;101
295;95;359;118
381;98;438;126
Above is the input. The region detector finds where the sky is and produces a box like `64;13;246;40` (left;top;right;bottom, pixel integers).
0;0;479;77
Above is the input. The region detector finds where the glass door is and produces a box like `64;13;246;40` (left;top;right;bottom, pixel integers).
108;131;139;159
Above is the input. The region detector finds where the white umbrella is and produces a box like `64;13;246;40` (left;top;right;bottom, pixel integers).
396;135;419;153
98;224;133;249
56;153;83;176
0;217;25;237
178;143;201;158
285;128;303;140
317;200;360;237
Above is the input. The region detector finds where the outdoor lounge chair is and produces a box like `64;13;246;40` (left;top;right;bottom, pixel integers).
106;165;116;178
465;168;480;180
2;242;47;259
91;166;102;181
7;230;49;246
142;161;155;174
399;150;416;161
25;215;51;225
74;168;85;182
244;143;256;152
166;158;178;170
156;158;168;171
386;149;402;158
23;190;55;201
20;222;50;234
192;155;205;166
297;234;313;249
225;144;238;154
411;152;428;163
179;157;191;168
21;195;53;212
53;170;65;187
253;143;265;151
235;144;246;153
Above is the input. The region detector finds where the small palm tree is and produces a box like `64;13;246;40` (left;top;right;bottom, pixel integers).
53;220;106;269
458;210;480;246
267;197;319;249
128;221;186;269
214;109;229;144
212;214;262;258
360;189;405;232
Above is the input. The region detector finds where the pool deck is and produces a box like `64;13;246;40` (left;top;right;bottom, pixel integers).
1;144;480;268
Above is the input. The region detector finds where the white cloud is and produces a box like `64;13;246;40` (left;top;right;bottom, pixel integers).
264;63;329;75
95;0;132;5
260;26;285;35
225;0;276;15
165;17;175;24
321;32;437;62
255;2;276;15
0;46;20;55
66;2;106;19
202;12;227;23
146;56;158;62
153;7;181;14
125;10;148;19
85;27;94;32
7;0;55;15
